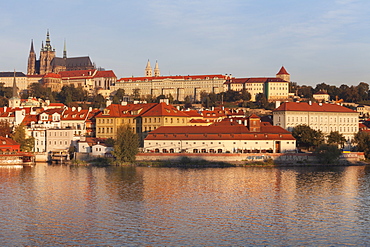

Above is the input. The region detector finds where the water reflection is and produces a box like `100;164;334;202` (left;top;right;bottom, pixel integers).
0;164;369;246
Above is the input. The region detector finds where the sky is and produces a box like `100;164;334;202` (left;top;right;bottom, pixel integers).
1;0;370;86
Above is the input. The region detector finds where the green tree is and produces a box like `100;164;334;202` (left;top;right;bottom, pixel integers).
353;131;370;159
327;131;346;148
292;124;324;151
112;89;125;104
314;144;342;164
91;94;106;109
112;124;139;163
132;88;141;100
11;124;34;152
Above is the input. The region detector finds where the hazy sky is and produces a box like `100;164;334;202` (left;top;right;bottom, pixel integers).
1;0;370;86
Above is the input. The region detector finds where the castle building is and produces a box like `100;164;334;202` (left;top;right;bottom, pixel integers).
111;60;230;101
27;31;94;75
224;66;290;101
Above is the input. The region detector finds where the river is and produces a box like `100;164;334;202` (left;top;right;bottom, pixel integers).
0;163;369;246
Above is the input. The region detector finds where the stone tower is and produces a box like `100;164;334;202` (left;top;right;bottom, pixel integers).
39;30;56;75
145;59;152;77
276;66;290;82
154;60;160;77
27;40;36;75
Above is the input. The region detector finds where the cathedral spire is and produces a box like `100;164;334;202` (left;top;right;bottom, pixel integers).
63;39;67;58
12;70;18;98
30;39;34;53
44;29;53;51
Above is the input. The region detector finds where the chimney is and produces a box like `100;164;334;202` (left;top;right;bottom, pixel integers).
72;107;76;111
309;101;312;105
275;101;281;108
77;107;81;112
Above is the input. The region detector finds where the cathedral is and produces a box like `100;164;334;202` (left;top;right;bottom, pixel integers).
27;31;95;75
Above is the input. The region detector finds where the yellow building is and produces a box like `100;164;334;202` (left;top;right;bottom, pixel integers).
224;66;290;101
95;102;190;144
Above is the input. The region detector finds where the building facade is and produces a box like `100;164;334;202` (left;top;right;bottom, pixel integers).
273;102;359;141
144;118;296;153
224;66;290;101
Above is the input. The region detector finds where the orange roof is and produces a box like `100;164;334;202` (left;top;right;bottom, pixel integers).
146;121;295;141
225;77;288;84
44;73;61;78
59;69;96;78
0;136;20;146
183;110;202;118
95;70;116;78
277;66;289;75
118;74;228;82
141;102;189;117
273;102;357;113
96;103;157;118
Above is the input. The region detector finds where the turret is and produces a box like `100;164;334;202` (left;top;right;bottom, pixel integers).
276;66;290;82
145;59;152;77
154;60;160;77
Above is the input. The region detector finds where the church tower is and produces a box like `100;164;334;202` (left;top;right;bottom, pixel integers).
39;30;56;75
154;60;160;77
276;66;290;82
9;71;20;108
145;59;152;77
27;40;36;75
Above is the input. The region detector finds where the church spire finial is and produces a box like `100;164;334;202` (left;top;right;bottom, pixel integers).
12;70;18;98
63;39;67;58
30;39;34;53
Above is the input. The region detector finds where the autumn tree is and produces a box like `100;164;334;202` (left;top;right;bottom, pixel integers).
11;124;34;152
112;124;139;163
0;120;11;137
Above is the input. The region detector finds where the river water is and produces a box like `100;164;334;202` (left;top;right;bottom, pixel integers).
0;164;369;246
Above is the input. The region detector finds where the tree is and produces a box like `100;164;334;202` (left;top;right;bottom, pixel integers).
91;94;106;109
112;89;125;104
0;120;11;137
11;124;34;152
132;88;141;100
353;131;370;159
327;131;346;148
292;124;324;151
255;93;268;109
112;124;139;163
315;144;342;164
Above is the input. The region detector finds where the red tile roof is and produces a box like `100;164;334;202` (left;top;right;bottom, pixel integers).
273;102;357;113
146;121;294;141
95;70;116;78
277;66;289;75
225;77;288;84
96;103;157;118
44;73;61;78
118;74;228;82
141;102;188;117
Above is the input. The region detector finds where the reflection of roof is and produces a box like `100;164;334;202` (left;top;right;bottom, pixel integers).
273;102;357;113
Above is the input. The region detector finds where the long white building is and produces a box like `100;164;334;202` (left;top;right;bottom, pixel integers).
273;102;359;141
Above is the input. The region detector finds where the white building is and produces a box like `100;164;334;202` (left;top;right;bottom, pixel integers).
273;102;359;141
144;116;296;154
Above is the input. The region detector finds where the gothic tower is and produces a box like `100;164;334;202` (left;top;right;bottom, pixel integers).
154;60;160;77
39;30;56;75
27;40;36;75
145;59;152;77
63;39;67;59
